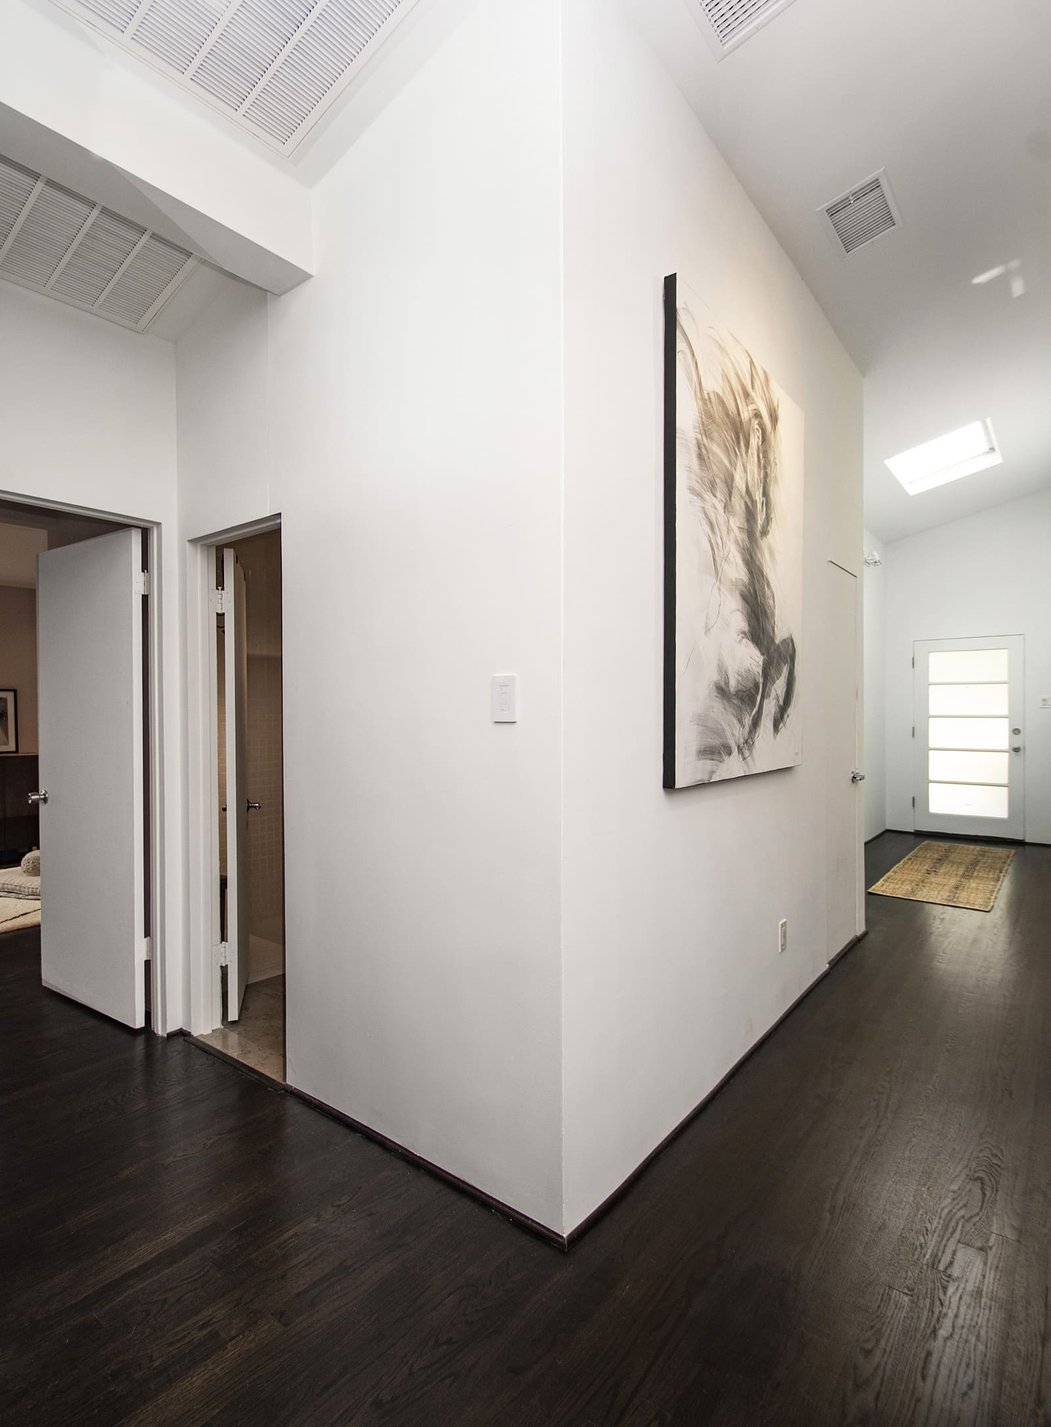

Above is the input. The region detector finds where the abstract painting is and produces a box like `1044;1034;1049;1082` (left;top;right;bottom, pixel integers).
663;275;804;789
0;690;17;754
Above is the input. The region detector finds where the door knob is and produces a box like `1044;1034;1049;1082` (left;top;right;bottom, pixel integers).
1012;746;1022;753
247;800;262;812
27;790;48;806
851;770;865;783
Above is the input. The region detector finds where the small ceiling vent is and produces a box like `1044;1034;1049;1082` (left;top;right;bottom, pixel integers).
0;154;198;332
822;171;901;255
695;0;801;55
47;0;419;156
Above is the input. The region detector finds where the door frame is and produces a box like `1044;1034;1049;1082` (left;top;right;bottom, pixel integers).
0;488;164;1029
826;557;865;956
186;514;283;1036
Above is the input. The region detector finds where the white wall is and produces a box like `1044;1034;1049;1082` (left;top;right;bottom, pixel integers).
884;488;1051;844
863;529;887;840
559;0;863;1232
0;282;184;1030
176;0;566;1229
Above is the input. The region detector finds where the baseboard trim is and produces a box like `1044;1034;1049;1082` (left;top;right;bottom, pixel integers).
828;929;867;967
566;958;842;1246
180;1029;567;1248
181;939;873;1254
289;1086;570;1252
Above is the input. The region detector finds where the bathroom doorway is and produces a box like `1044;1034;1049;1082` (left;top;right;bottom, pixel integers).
198;527;285;1081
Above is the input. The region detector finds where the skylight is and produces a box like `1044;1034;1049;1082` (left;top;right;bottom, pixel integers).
885;421;1002;496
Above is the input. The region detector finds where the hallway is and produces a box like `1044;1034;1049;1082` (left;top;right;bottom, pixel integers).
2;833;1049;1425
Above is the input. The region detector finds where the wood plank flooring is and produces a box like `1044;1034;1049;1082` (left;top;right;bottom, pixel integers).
2;832;1050;1425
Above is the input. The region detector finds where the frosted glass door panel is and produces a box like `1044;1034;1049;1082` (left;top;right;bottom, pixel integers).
928;683;1009;717
914;636;1023;839
928;717;1009;751
928;649;1009;683
929;750;1010;785
929;784;1009;818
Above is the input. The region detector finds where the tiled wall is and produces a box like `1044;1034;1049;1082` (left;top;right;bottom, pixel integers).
246;651;283;938
216;531;284;957
239;531;284;949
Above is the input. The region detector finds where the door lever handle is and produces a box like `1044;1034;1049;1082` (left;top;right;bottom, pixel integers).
247;800;262;812
850;770;865;783
27;790;48;806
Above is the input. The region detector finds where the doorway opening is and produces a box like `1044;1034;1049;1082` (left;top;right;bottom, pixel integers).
197;527;285;1082
0;496;156;1028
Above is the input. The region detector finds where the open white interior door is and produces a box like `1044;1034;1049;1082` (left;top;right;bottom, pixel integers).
37;529;147;1028
223;549;250;1022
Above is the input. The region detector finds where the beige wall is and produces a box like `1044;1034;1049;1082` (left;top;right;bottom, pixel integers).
0;585;38;754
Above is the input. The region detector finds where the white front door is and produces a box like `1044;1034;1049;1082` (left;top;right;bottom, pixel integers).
913;636;1024;840
826;562;864;959
222;548;250;1022
36;529;148;1028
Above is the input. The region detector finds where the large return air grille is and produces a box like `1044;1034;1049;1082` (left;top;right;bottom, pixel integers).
0;154;197;331
697;0;800;53
48;0;418;155
823;172;900;255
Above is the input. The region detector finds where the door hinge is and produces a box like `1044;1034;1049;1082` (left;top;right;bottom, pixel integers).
212;587;226;615
140;935;151;964
136;571;150;597
912;655;915;668
218;942;229;968
912;725;915;738
912;796;916;808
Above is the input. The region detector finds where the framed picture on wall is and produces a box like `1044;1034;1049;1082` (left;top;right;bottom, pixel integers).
0;690;17;754
663;274;805;789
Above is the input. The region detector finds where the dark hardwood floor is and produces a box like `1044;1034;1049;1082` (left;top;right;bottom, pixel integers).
3;832;1050;1425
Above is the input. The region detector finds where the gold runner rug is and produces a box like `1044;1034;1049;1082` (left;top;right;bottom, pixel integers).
868;841;1014;912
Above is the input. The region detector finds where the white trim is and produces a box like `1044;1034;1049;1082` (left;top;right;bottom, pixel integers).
0;487;166;1033
186;514;283;1036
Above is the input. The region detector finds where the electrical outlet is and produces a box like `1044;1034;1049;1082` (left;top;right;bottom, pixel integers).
778;919;788;955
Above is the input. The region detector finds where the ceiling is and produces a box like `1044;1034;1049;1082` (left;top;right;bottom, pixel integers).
45;0;419;157
0;151;198;331
628;0;1051;542
3;0;1048;544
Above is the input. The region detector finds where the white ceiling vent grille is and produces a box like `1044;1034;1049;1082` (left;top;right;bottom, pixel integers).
0;154;198;332
822;171;901;255
695;0;801;55
48;0;418;156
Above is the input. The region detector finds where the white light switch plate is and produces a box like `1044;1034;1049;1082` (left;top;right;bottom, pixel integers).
492;674;518;723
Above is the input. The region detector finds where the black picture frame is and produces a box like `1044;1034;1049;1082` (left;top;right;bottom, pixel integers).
662;274;678;790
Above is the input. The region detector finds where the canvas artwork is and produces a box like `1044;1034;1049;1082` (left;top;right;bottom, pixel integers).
0;690;17;754
663;275;804;790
